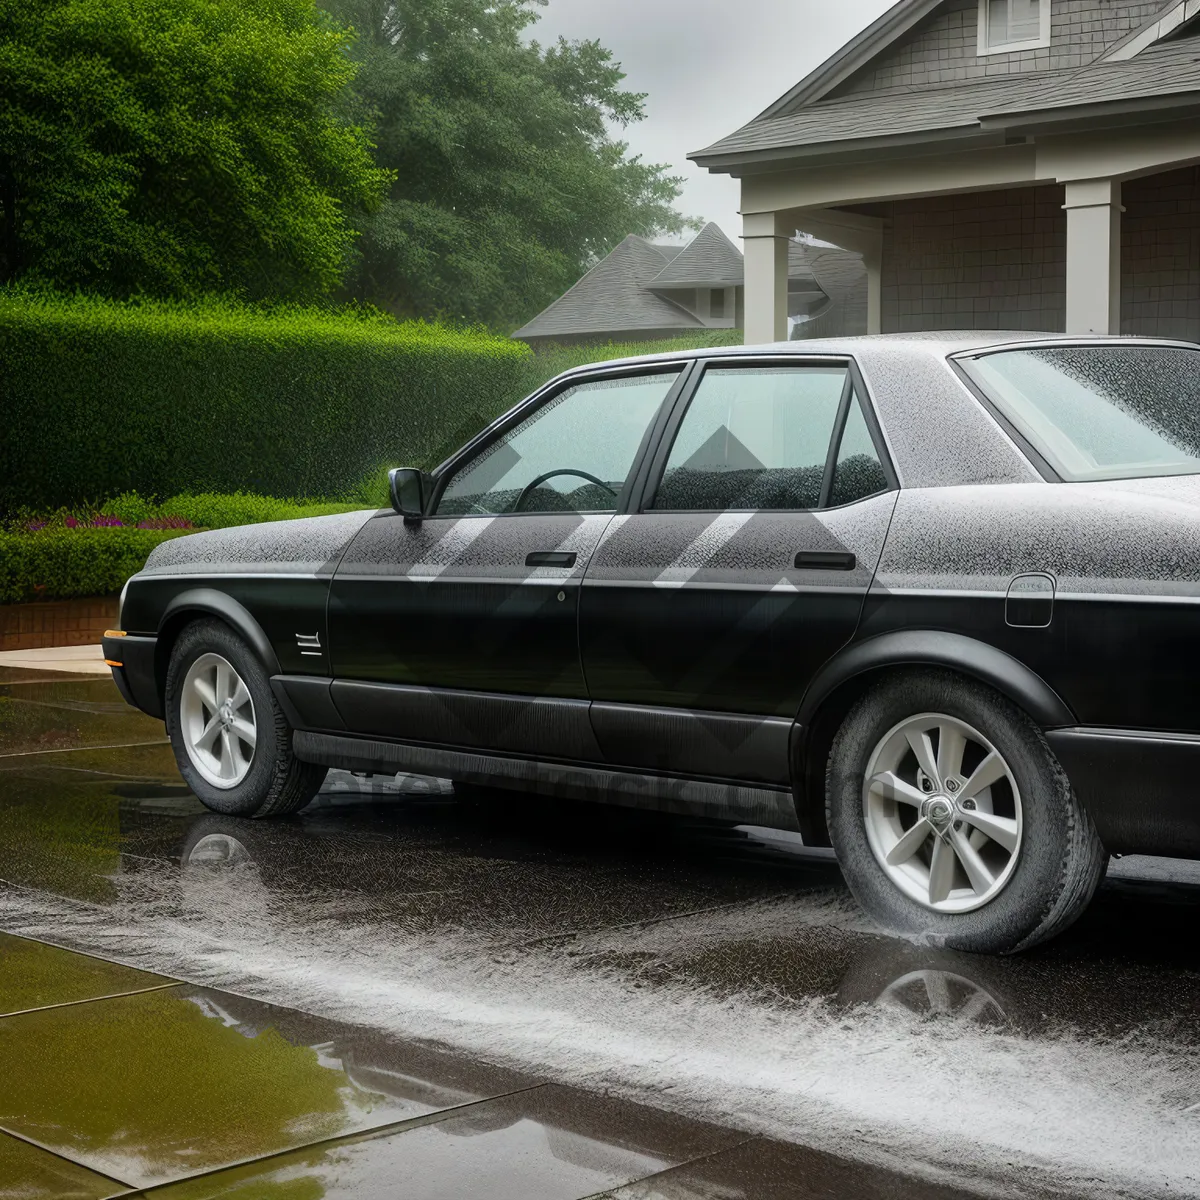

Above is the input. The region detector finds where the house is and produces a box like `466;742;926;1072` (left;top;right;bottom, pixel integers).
511;221;868;346
691;0;1200;344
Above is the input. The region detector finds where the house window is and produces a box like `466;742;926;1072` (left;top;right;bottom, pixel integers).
710;288;726;318
978;0;1050;54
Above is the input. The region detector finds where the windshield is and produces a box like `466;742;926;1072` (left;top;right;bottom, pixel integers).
960;344;1200;481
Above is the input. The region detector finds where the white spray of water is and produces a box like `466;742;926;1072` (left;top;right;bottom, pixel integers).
1;868;1196;1200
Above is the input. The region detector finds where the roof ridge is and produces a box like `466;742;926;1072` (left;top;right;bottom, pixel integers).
757;0;944;116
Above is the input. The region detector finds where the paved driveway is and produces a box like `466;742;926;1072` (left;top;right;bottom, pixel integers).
1;665;1198;1198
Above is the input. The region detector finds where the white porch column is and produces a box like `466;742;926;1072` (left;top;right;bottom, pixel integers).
1063;178;1123;334
742;211;790;344
862;242;883;335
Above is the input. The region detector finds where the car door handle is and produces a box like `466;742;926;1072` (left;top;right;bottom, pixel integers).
795;550;856;571
526;551;577;568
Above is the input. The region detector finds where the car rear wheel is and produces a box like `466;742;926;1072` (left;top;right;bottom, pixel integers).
826;669;1106;954
165;619;327;818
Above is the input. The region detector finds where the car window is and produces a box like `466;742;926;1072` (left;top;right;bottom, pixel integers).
830;394;889;506
436;371;680;515
960;346;1200;481
651;366;848;511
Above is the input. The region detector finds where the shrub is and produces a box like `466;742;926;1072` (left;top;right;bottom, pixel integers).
0;292;532;514
0;490;369;602
523;329;743;381
0;527;190;604
0;287;743;517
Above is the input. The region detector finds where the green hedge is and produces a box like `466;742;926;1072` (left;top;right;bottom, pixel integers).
18;489;364;529
1;289;743;516
1;491;371;603
0;528;190;604
0;293;534;513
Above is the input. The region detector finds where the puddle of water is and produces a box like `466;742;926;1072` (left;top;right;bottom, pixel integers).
1;866;1197;1200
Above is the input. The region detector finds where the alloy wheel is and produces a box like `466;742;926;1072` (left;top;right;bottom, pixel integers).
179;653;257;790
862;712;1023;914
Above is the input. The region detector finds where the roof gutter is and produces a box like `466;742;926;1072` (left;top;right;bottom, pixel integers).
692;91;1200;176
690;126;1000;175
978;89;1200;134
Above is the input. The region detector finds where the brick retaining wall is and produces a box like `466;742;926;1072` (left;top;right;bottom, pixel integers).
0;597;120;652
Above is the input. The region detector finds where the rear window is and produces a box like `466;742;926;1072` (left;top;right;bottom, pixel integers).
959;345;1200;482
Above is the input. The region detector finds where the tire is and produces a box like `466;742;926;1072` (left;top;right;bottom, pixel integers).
826;668;1106;954
165;619;327;818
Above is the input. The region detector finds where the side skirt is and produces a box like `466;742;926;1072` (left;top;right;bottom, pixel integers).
292;731;801;832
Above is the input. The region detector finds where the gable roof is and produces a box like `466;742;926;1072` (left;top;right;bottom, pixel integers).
510;236;704;341
649;222;745;289
692;33;1200;171
511;227;869;343
758;0;945;117
1103;0;1200;61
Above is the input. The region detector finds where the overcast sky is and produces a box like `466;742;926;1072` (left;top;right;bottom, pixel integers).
527;0;896;246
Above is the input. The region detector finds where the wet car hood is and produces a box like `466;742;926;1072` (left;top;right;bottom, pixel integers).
138;509;379;578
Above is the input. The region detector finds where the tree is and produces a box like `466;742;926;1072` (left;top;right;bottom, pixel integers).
0;0;391;299
323;0;699;330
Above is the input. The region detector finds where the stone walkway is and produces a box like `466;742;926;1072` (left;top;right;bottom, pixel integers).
0;644;110;675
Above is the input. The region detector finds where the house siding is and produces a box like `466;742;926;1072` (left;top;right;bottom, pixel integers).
1122;166;1200;340
831;0;1164;97
877;186;1067;333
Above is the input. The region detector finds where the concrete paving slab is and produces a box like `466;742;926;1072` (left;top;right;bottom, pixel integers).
603;1134;994;1199
2;672;1199;1197
0;984;540;1189
0;676;165;758
0;933;174;1016
136;1084;744;1200
0;645;110;676
0;668;96;685
0;1129;121;1200
0;744;187;905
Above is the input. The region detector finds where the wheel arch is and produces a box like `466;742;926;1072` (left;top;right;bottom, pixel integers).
155;590;281;705
791;630;1075;847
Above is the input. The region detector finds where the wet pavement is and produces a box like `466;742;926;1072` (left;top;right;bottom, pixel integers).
1;668;1199;1198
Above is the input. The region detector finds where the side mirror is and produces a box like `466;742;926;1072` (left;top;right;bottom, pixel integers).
388;467;427;522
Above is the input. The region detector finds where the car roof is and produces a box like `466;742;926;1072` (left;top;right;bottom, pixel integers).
526;332;1200;493
557;330;1200;376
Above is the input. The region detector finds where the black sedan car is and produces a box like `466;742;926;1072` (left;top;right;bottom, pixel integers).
105;332;1200;953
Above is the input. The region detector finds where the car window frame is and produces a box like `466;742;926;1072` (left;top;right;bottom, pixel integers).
631;354;898;515
425;361;695;519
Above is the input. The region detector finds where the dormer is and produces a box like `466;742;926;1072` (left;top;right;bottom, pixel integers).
977;0;1051;56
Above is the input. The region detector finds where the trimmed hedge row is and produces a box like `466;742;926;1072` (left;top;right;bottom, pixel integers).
0;528;190;604
1;292;743;515
0;293;533;513
10;490;364;531
0;492;368;603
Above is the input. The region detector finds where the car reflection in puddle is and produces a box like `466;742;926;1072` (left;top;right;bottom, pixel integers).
162;783;1200;1044
4;760;1200;1196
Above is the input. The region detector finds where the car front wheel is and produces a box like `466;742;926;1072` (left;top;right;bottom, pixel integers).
165;619;327;818
826;669;1106;954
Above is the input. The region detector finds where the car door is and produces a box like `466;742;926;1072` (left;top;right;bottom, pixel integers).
327;364;688;760
579;356;898;785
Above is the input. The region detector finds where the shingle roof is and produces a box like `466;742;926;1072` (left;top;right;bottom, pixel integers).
691;13;1200;167
649;222;745;288
511;236;704;341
